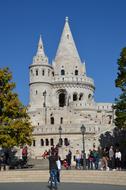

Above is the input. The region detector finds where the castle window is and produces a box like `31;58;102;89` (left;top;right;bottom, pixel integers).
52;71;54;76
50;139;54;146
73;93;77;101
33;140;36;147
42;69;45;76
36;69;38;76
45;139;49;146
67;34;69;39
41;139;44;146
60;117;63;124
59;138;63;146
88;94;92;100
75;70;78;75
59;93;66;107
61;69;65;75
36;90;38;95
79;93;83;100
50;117;54;124
64;138;69;146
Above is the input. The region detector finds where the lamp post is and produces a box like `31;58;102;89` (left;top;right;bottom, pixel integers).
43;90;47;124
81;124;86;170
58;125;62;147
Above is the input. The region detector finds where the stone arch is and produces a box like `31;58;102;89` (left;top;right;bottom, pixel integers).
75;69;78;75
50;116;54;124
41;139;44;146
61;69;65;75
79;93;83;100
50;138;54;146
56;89;67;107
45;139;49;146
64;138;69;146
73;92;78;101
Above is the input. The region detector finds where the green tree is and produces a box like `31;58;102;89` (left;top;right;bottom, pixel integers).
114;47;126;129
0;67;33;148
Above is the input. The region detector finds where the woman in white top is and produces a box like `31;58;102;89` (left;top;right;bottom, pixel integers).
115;149;121;170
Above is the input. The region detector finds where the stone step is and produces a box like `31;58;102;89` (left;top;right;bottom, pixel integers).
0;170;126;185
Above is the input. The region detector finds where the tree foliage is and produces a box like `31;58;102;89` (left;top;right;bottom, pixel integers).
114;47;126;128
0;67;33;148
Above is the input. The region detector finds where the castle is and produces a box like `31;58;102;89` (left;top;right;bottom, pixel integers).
28;17;114;158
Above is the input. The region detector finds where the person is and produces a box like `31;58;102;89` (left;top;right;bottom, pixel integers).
88;149;94;170
66;150;72;169
101;147;109;170
56;156;61;183
115;149;121;170
109;146;115;170
22;146;28;165
48;150;58;189
75;150;81;169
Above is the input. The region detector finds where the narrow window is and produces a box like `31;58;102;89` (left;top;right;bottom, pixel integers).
79;93;83;100
36;90;38;95
36;69;38;76
50;139;54;146
61;69;65;75
64;138;69;146
67;34;69;39
50;117;54;124
41;139;44;146
33;140;36;147
75;70;78;75
45;139;49;146
42;70;45;76
73;93;77;101
60;117;63;124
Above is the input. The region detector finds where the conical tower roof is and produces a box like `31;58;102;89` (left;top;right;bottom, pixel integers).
36;35;45;56
32;35;48;65
55;17;81;65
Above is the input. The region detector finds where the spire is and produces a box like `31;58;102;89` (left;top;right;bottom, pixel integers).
32;35;48;65
55;17;81;65
36;35;45;56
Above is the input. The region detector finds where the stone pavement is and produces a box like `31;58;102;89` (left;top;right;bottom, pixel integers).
0;170;126;186
0;182;126;190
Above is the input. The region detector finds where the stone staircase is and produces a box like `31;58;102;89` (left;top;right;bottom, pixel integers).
0;170;126;186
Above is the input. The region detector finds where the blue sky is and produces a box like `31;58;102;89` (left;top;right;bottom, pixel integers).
0;0;126;105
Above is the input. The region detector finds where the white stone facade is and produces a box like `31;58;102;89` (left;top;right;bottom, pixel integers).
28;18;115;158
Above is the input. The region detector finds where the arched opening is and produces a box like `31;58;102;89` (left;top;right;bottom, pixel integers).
45;139;49;146
50;139;54;146
41;139;44;146
79;93;83;100
60;117;63;124
73;93;77;101
59;138;63;146
75;70;78;75
59;93;66;107
50;117;54;124
64;138;69;146
61;69;65;75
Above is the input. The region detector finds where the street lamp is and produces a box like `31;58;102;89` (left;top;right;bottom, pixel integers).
43;90;47;124
58;125;62;147
80;124;86;170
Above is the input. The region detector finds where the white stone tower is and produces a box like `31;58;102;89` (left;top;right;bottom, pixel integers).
28;18;114;158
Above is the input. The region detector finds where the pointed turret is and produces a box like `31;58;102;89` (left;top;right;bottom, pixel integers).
32;35;48;65
54;17;85;76
55;17;81;66
36;35;45;56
